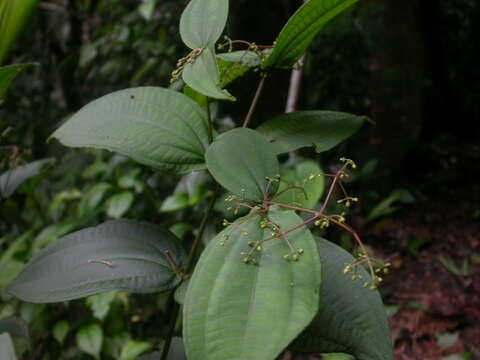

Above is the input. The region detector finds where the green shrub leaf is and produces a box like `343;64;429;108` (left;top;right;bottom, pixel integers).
275;161;325;209
106;191;134;219
179;0;228;49
0;63;35;104
0;0;38;64
263;0;359;68
256;111;365;154
183;207;321;360
290;238;393;360
52;320;69;345
0;158;55;198
51;87;211;174
119;340;152;360
86;292;117;320
8;220;186;303
205;128;280;201
76;324;103;360
182;48;235;101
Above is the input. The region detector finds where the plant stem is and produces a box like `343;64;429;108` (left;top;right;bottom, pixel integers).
185;184;221;273
160;184;221;360
160;302;180;360
242;76;266;128
319;172;340;214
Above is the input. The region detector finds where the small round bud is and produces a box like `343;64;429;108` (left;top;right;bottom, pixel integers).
297;249;304;255
292;254;300;261
243;257;250;264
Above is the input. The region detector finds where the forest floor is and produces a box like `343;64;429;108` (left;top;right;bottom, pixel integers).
370;196;480;360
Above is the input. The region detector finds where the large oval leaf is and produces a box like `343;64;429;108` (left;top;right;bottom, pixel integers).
256;110;365;154
8;220;186;303
0;333;17;360
263;0;359;68
205;128;280;201
182;48;235;101
290;238;393;360
179;0;228;49
183;207;321;360
0;158;55;198
51;87;210;174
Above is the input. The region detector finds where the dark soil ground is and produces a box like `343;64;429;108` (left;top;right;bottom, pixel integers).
370;197;480;359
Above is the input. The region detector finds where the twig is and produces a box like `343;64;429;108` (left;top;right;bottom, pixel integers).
285;55;305;113
242;77;266;128
160;185;221;360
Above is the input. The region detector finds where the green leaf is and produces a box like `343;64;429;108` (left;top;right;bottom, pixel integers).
183;85;208;107
174;279;189;305
53;320;69;345
0;63;35;104
0;260;24;292
169;223;193;240
139;338;186;360
106;191;134;218
51;87;211;174
256;111;365;154
275;161;325;209
160;193;190;213
263;0;359;68
8;220;186;303
138;0;156;21
217;51;261;88
179;0;228;49
0;158;55;198
322;354;355;360
182;48;235;101
86;292;117;320
0;231;32;269
367;188;415;222
290;238;393;360
183;207;321;360
77;183;112;217
76;324;103;360
0;333;17;360
119;340;152;360
217;51;262;66
104;332;131;359
205;128;280;201
0;317;30;342
32;220;84;252
0;0;38;64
